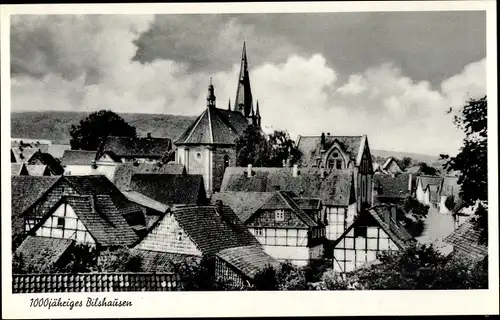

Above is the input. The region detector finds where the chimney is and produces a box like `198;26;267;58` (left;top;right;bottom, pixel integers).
147;132;152;138
390;205;397;222
89;193;97;212
408;173;412;193
320;132;326;148
247;164;253;178
292;164;299;177
327;132;330;136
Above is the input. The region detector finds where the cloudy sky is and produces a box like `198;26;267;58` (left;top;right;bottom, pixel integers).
10;12;486;156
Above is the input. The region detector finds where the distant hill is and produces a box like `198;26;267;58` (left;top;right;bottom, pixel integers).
11;111;440;166
10;111;197;142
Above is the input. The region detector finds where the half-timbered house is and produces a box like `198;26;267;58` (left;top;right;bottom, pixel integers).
332;205;414;273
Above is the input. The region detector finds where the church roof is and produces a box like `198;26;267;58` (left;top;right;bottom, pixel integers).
234;42;254;118
174;106;249;145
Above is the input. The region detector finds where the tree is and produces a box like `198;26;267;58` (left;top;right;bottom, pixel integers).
351;244;487;289
69;110;137;151
416;162;439;176
267;130;302;167
444;96;487;244
235;125;270;167
400;157;413;170
97;246;143;272
402;196;429;237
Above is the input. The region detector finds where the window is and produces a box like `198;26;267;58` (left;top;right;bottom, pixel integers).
57;217;65;228
275;209;285;221
254;228;264;237
336;159;343;169
332;152;339;158
223;155;230;170
328;160;335;169
178;232;183;241
196;152;202;159
354;226;367;238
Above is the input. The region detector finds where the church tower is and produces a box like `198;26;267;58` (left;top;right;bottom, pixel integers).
234;42;260;127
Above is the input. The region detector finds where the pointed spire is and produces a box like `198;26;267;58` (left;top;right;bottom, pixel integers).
256;100;260;116
228;98;231;111
234;42;253;118
207;77;216;108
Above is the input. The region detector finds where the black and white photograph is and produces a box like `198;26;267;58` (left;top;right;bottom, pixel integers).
1;1;498;317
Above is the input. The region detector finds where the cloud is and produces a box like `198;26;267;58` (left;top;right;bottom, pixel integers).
10;15;486;156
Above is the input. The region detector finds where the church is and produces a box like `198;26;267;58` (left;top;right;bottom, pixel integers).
174;43;261;194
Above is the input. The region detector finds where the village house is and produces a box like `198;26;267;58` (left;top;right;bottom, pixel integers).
97;134;172;164
60;150;100;176
110;162;186;190
133;202;277;286
372;173;414;205
174;43;262;195
332;205;414;274
444;217;488;262
26;150;64;175
220;165;356;242
296;133;374;213
12;175;148;250
415;175;443;207
381;157;403;174
212;190;326;266
438;176;460;214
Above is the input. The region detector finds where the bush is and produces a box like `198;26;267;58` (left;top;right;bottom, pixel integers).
97;246;143;272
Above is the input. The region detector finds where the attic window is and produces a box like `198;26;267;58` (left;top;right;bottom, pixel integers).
354;226;367;238
332;152;339;157
178;232;183;241
57;217;65;228
275;209;285;221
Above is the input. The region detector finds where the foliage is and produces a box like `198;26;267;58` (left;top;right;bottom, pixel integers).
351;244;487;289
97;246;143;272
444;96;488;244
69;110;137;151
399;157;413;170
444;195;456;212
303;257;333;283
235;125;271;167
58;244;98;273
276;261;309;290
416;162;439;176
320;269;350;290
12;249;56;274
402;196;429;237
235;126;302;167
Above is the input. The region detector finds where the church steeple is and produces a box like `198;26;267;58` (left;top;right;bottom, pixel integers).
207;77;216;108
234;42;253;118
256;100;261;127
228;98;231;110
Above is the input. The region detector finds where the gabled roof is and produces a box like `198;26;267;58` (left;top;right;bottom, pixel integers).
41;195;139;247
164;204;261;255
334;205;414;250
11;176;61;221
418;175;443;190
27;151;64;175
292;197;322;211
296;134;366;167
15;236;74;270
216;245;280;280
129;174;206;205
11;147;38;164
211;192;275;223
254;191;318;227
220;167;354;206
112;163;186;190
26;165;50;176
174;107;249;145
440;176;460;198
405;165;422;174
122;190;169;213
11;163;27;175
374;173;412;199
444;219;487;261
130;249;200;273
60;150;97;166
382;157;402;171
47;143;72;160
99;135;172;159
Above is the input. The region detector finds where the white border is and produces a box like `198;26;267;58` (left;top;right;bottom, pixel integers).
1;2;498;318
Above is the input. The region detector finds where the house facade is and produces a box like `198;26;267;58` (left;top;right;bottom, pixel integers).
174;43;262;195
381;157;403;174
415;175;443;206
438;176;460;214
332;205;414;273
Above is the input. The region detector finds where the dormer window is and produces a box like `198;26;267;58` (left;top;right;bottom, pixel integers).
178;232;183;241
275;209;285;221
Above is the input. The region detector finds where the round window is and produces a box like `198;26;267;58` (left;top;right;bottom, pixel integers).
196;152;202;159
333;152;339;157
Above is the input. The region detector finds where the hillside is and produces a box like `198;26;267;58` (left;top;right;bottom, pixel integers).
11;111;440;165
10;111;197;142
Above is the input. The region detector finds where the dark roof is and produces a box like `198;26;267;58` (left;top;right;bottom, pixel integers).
60;150;97;166
165;204;261;255
211;192;275;223
175;107;249;145
418;175;443;190
292;197;322;211
27;152;64;175
444;219;488;261
255;191;318;227
216;245;280;279
296;135;366;166
131;249;201;273
367;206;414;249
63;175;143;217
374;173;411;199
26;165;50;176
11;176;61;221
112;163;186;190
15;236;74;270
100;136;172;158
122;190;169;213
12;272;180;293
45;195;139;247
129;174;206;205
220;167;354;206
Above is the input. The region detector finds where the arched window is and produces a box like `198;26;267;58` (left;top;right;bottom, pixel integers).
223;155;230;170
327;149;344;169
